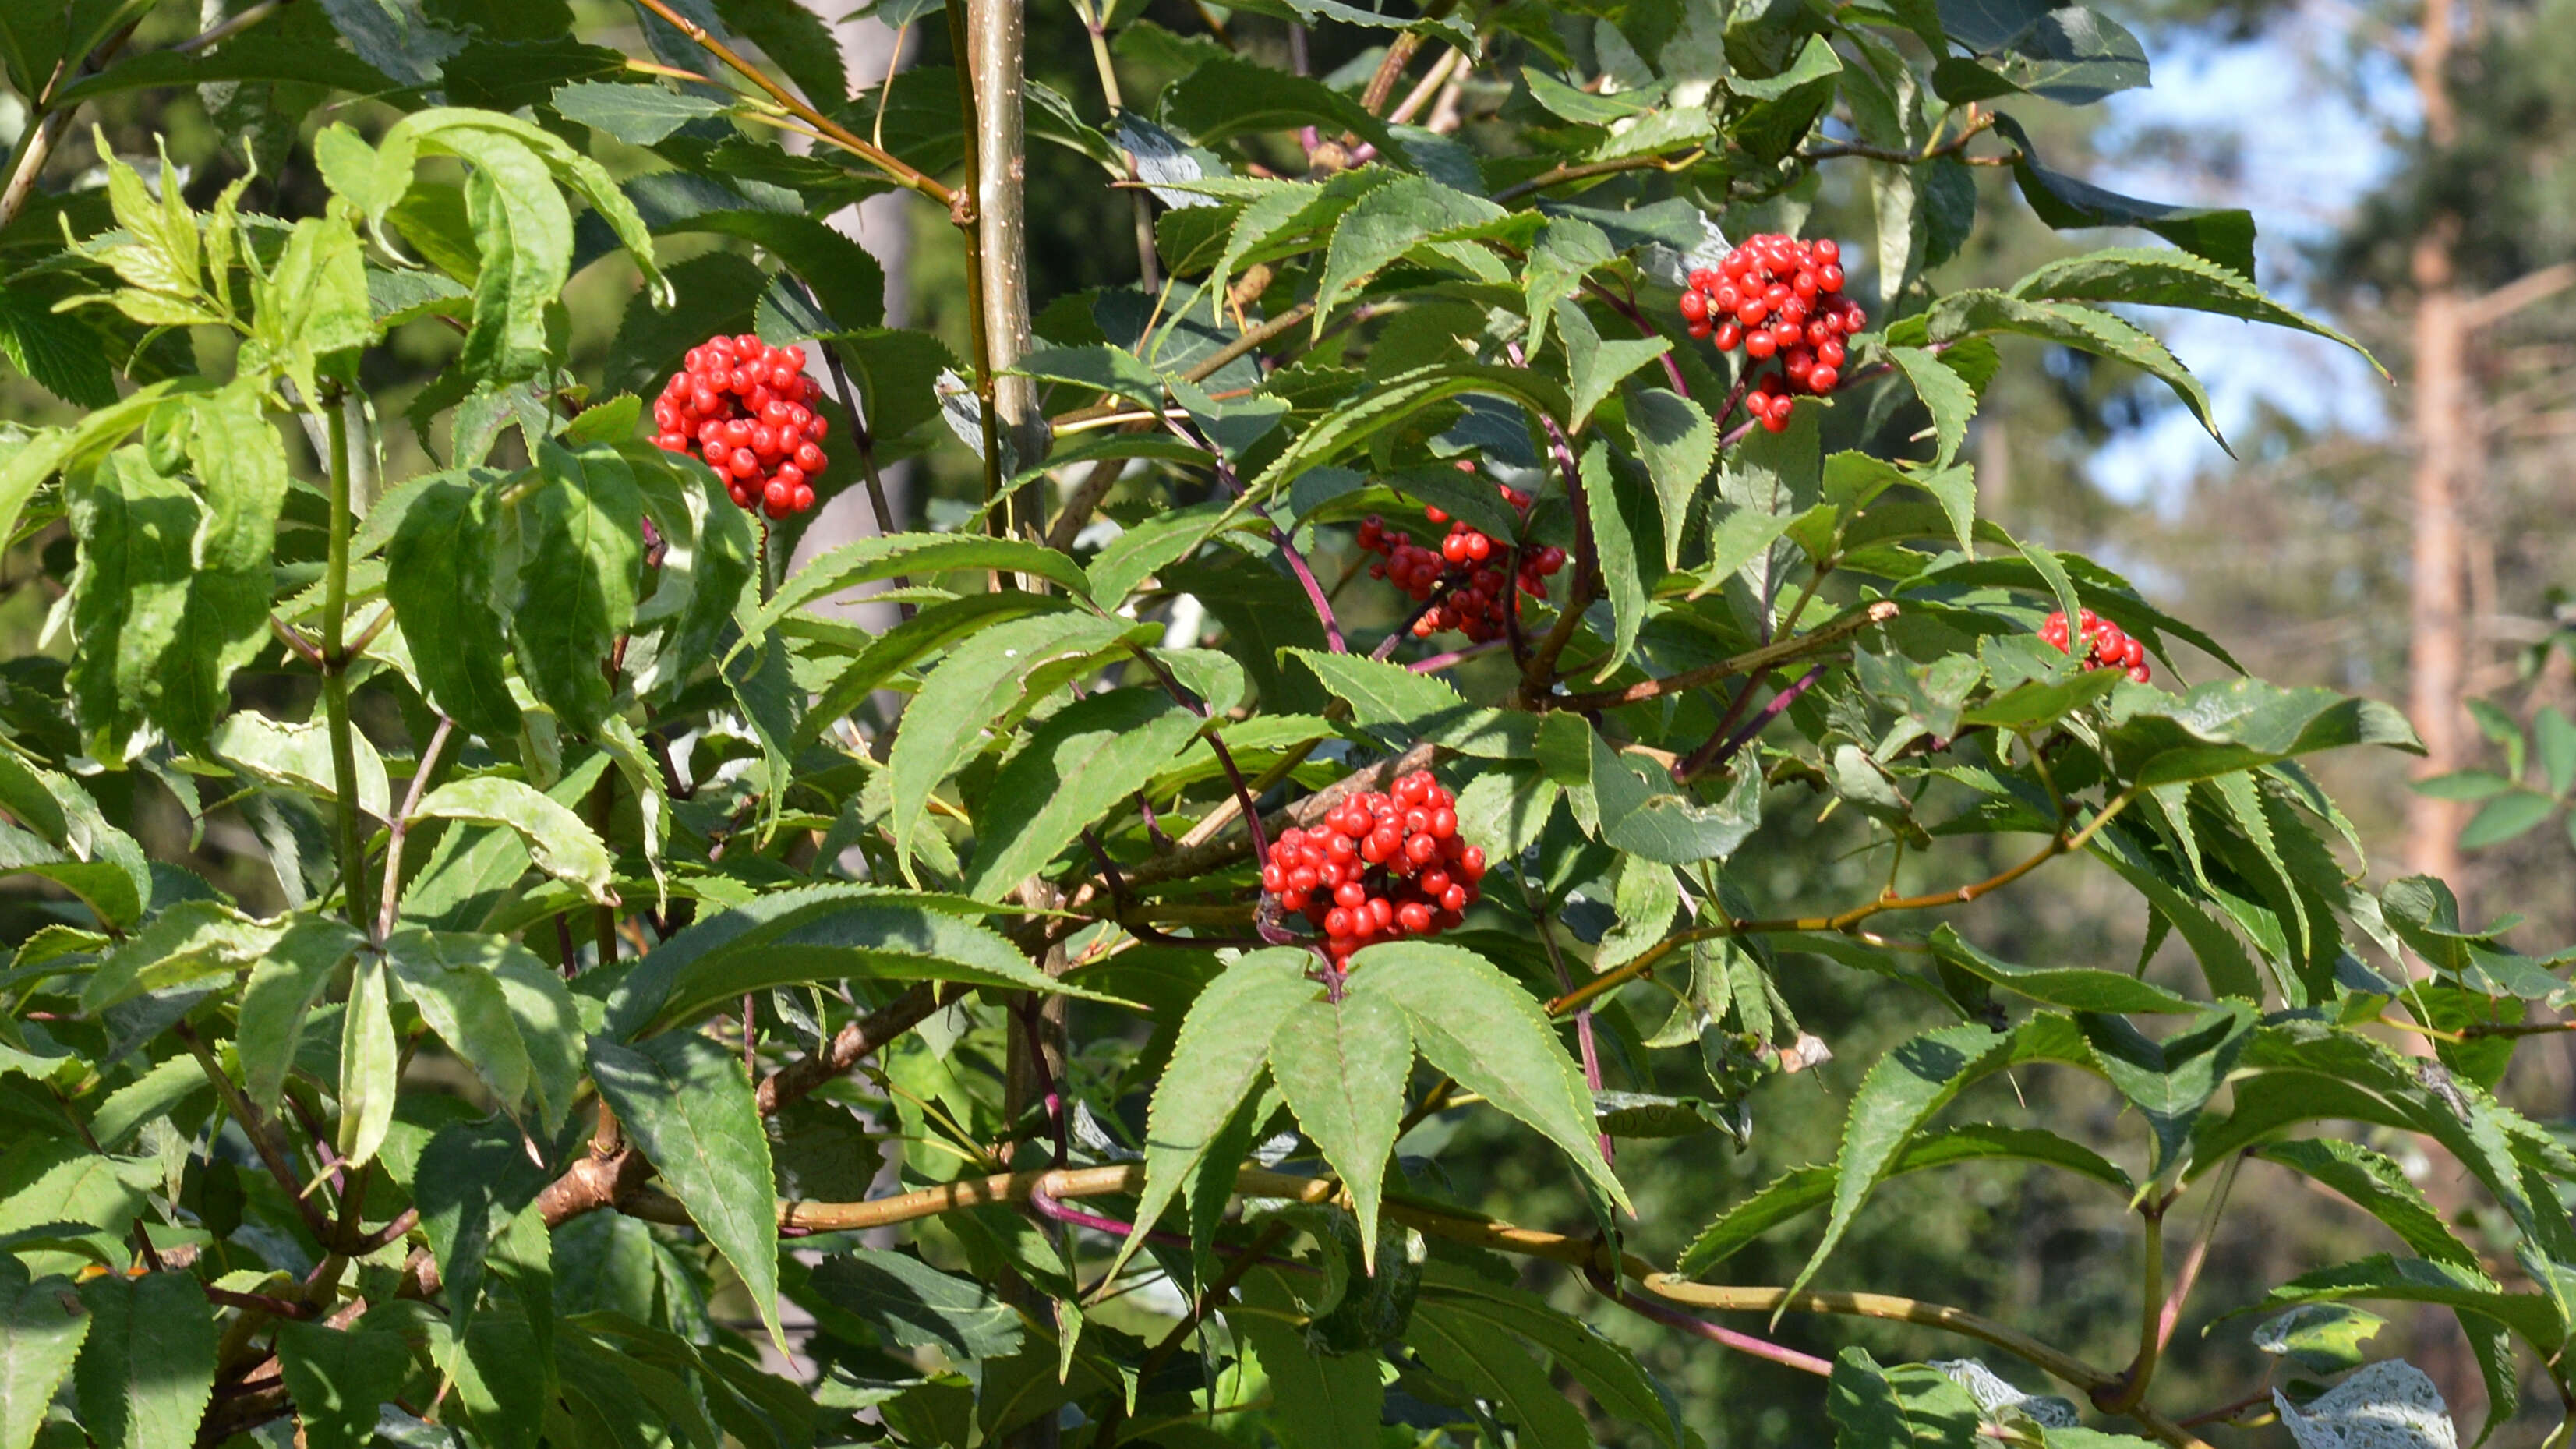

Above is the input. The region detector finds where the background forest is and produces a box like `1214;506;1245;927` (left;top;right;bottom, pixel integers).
2;0;2574;1440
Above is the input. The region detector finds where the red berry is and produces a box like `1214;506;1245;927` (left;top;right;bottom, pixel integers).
1808;365;1839;394
1679;291;1709;321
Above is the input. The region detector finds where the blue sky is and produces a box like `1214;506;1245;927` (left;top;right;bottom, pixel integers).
2080;12;2416;504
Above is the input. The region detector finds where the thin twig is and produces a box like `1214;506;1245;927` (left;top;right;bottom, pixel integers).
376;716;454;942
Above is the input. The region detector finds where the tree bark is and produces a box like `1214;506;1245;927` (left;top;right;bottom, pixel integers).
2405;217;2471;894
970;0;1048;490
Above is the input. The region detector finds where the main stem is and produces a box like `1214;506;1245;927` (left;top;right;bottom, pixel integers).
321;394;369;929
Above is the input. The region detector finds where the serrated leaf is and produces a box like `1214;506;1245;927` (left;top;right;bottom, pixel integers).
963;689;1206;899
589;1031;786;1352
1315;175;1506;324
1284;649;1535;758
2009;246;2377;373
1268;993;1411;1264
1628;387;1714;568
71;1271;214;1449
2252;1305;2388;1375
606;883;1123;1040
235;917;365;1113
0;1270;90;1449
553;80;730;145
383;472;523;741
1112;950;1316;1280
415;1115;553;1332
1889;346;1977;469
1677;1122;2133;1277
1991;113;2255;277
1828;1348;1981;1449
758;533;1092;645
338;953;399;1171
1231;1271;1385;1449
1352;941;1628;1213
387;928;535;1112
887;613;1141;878
1786;1015;2095;1301
410;776;613;905
2254;1139;2477;1267
806;1252;1022;1370
1557;302;1670;429
509;442;643;732
1928;924;2192;1013
274;1322;412;1449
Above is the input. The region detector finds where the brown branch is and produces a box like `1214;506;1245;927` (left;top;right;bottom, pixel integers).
626;0;954;206
1549;787;2140;1016
755;980;958;1116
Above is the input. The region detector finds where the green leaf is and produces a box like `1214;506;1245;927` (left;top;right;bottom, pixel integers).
235;917;365;1114
2253;1139;2478;1267
1231;1271;1385;1449
1114;950;1316;1279
606;884;1128;1041
2459;790;2557;850
72;1272;215;1449
2252;1304;2388;1375
655;209;887;334
2248;1255;2560;1356
78;901;280;1013
805;1251;1023;1371
410;776;614;906
1888;346;1978;470
1284;649;1535;759
1250;362;1572;495
415;1115;553;1330
1415;1266;1681;1447
553;80;730;145
2101;678;2424;786
383;473;522;742
1928;924;2192;1013
794;592;1076;751
1676;1122;2133;1277
1268;992;1412;1263
1546;714;1762;864
758;533;1092;644
1925;292;2224;447
510;442;644;732
0;1267;90;1449
1315;175;1506;323
2539;708;2576;797
2009;247;2377;374
1083;501;1232;603
588;1030;786;1352
386;928;537;1112
886;613;1141;878
963;688;1206;899
2076;1004;2255;1175
1786;1015;2094;1301
1827;1348;1981;1449
1991;113;2256;277
1627;387;1715;569
1165;55;1393;153
1351;941;1629;1214
338;953;400;1171
1405;1299;1593;1448
1583;441;1655;678
1557;303;1671;429
274;1322;412;1449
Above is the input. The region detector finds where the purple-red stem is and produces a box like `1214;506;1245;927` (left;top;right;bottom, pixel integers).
1168;412;1344;651
1680;660;1828;780
1587;1267;1834;1378
1409;639;1504;673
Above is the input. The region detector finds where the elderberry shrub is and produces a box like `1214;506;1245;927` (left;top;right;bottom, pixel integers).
1260;769;1489;963
1677;234;1866;433
2042;608;2154;683
653;334;831;518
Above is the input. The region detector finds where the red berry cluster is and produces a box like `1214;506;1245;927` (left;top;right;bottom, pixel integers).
1260;770;1489;963
652;334;830;519
1677;235;1867;433
1355;482;1568;644
2041;609;2152;684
